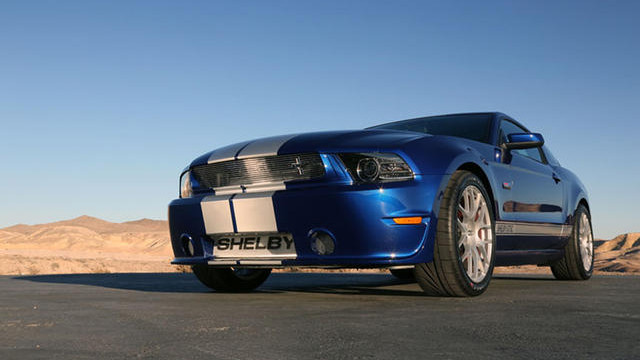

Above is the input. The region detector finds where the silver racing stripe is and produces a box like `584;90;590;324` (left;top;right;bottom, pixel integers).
207;140;252;164
496;221;571;237
200;134;298;237
200;192;280;234
235;134;299;159
200;195;235;234
232;192;278;232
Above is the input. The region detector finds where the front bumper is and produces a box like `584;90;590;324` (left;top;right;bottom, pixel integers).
169;175;446;267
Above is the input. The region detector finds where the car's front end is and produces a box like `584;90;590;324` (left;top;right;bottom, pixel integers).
168;130;449;269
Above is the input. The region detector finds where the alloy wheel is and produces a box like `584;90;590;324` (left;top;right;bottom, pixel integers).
579;213;594;271
456;185;494;283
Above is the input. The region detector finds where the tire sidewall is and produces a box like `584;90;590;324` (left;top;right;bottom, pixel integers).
574;205;594;278
450;174;497;294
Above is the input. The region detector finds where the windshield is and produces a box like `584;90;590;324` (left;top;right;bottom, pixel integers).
369;113;493;143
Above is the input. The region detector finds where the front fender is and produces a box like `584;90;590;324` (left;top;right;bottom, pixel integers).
556;167;590;224
401;135;502;224
401;136;495;175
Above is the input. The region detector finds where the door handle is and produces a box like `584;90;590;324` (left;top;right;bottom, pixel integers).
552;173;562;184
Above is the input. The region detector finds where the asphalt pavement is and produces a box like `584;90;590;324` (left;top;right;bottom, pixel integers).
1;272;638;359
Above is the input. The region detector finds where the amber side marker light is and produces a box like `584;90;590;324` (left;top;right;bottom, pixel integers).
392;217;423;225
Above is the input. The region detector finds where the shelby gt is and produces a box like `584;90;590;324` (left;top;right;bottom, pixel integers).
169;112;593;296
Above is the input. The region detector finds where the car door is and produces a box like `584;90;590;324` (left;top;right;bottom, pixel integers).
494;119;565;249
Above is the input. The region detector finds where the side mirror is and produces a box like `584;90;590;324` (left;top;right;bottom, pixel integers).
503;133;544;150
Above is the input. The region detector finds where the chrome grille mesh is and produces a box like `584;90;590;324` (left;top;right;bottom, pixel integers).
191;153;325;189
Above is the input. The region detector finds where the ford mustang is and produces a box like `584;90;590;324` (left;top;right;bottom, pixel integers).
168;112;593;296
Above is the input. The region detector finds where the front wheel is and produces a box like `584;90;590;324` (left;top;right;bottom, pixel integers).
550;204;593;280
192;265;272;292
415;170;496;296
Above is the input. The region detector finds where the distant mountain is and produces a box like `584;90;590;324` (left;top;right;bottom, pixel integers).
0;216;170;255
2;215;168;235
594;233;640;273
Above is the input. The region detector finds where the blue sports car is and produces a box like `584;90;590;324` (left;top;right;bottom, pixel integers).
169;112;593;296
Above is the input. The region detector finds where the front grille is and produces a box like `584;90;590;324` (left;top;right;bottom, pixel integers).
191;153;325;189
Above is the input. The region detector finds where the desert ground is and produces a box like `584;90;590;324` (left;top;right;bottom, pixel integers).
0;216;638;276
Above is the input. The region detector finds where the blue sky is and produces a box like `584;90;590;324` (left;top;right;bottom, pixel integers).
0;1;638;238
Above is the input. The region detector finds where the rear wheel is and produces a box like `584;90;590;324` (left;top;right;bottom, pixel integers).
415;170;496;296
550;204;593;280
389;268;415;280
192;265;272;292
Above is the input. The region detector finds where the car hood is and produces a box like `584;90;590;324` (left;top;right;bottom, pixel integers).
190;129;429;167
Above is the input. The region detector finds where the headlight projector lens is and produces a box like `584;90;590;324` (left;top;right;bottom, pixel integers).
337;152;414;184
356;158;380;182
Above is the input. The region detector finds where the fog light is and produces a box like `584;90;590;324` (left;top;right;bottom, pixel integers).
180;234;195;257
309;230;335;256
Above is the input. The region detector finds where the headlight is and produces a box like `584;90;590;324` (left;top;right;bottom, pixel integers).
180;171;193;198
338;153;414;183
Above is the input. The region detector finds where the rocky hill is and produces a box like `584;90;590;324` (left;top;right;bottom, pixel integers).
0;215;170;255
0;216;173;275
594;233;640;273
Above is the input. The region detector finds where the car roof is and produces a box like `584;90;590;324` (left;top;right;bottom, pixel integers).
368;112;536;146
368;112;503;128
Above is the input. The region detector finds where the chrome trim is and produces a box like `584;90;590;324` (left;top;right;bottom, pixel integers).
243;182;286;193
211;185;243;196
206;260;237;266
496;221;570;237
238;260;284;266
192;153;325;192
206;259;284;266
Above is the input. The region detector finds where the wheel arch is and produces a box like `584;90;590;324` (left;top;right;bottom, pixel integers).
457;162;498;216
569;192;590;225
575;197;592;227
578;198;590;214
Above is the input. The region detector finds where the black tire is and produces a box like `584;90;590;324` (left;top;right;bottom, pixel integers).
389;268;415;280
415;170;496;297
192;265;272;292
550;204;593;280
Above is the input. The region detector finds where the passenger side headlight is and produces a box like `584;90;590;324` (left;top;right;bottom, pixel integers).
338;153;414;184
180;171;193;198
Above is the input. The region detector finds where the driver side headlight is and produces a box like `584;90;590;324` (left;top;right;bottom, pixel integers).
180;171;193;198
338;153;414;184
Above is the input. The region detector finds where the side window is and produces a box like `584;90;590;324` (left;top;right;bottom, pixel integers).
499;120;544;163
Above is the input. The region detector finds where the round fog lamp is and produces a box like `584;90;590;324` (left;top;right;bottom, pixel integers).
310;231;335;256
180;234;195;257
